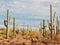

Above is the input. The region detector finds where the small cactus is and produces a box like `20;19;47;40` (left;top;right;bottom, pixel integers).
43;19;45;36
13;17;16;38
56;17;59;34
39;21;42;34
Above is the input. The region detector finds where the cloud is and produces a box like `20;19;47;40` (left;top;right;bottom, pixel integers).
0;0;60;29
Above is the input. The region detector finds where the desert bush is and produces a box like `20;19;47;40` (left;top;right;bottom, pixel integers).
16;29;20;34
21;30;29;36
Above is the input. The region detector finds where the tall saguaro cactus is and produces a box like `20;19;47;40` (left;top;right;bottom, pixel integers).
50;4;53;39
4;9;11;39
6;9;11;39
13;17;16;38
7;9;9;39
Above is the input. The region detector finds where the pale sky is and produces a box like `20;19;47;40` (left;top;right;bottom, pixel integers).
0;0;60;29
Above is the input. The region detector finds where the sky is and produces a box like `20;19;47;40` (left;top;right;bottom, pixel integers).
0;0;60;29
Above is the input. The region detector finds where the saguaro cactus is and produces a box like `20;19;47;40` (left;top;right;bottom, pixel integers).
6;9;11;39
50;4;53;39
50;4;52;23
4;9;11;39
43;19;45;36
13;17;16;38
56;17;59;34
53;11;56;35
6;9;9;39
39;21;42;34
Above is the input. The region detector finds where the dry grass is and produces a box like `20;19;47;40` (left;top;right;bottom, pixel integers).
0;29;60;45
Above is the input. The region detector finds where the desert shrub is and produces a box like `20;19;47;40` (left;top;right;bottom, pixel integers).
21;30;28;35
0;30;6;35
42;29;50;39
16;29;20;34
30;31;41;36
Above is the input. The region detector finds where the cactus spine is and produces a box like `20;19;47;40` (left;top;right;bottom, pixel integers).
13;17;16;38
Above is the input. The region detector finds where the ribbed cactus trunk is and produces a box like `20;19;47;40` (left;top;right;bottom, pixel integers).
43;19;45;36
13;17;16;38
53;11;56;35
6;9;9;39
39;21;42;34
56;17;59;34
50;4;53;39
